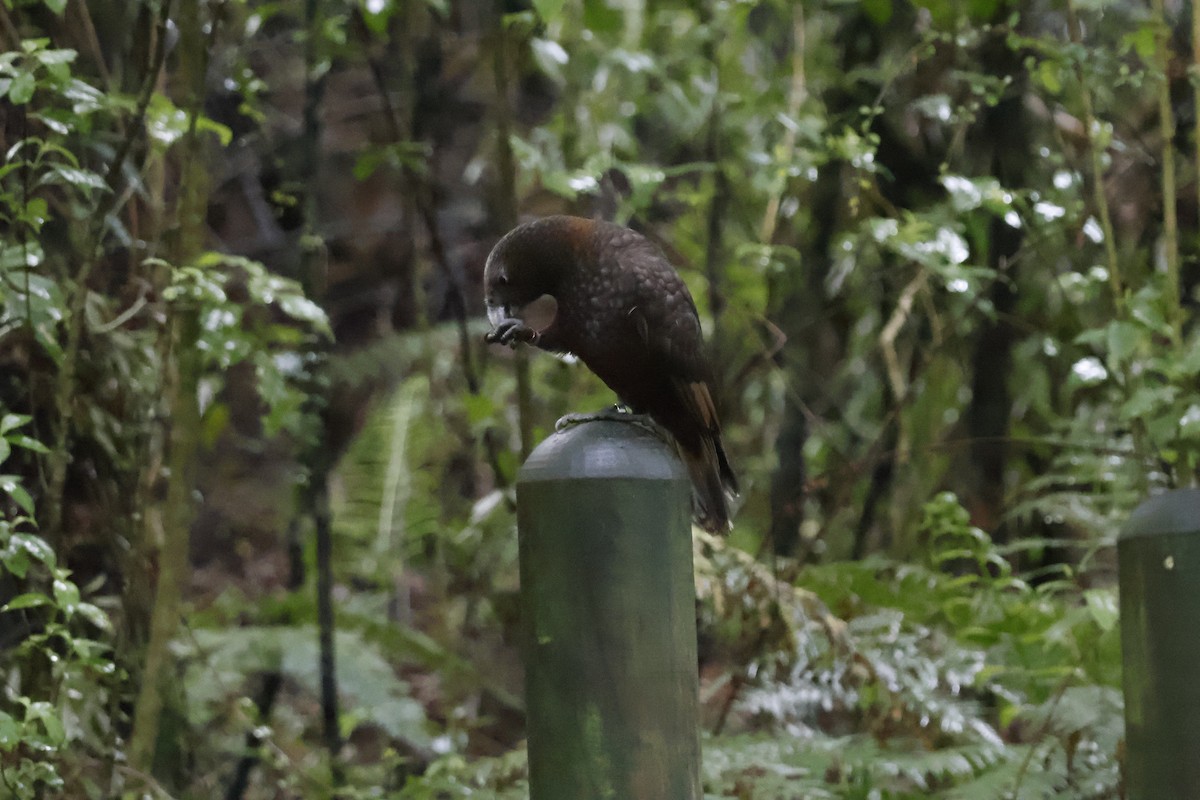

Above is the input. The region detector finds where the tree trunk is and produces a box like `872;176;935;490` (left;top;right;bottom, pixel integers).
127;0;210;782
964;23;1031;540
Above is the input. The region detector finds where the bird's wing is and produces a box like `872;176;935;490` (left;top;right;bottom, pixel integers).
626;277;720;437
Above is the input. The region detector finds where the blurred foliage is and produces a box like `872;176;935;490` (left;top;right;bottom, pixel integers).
393;492;1122;798
0;416;115;799
3;0;1198;796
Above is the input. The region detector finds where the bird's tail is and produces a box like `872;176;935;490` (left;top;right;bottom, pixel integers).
684;436;738;533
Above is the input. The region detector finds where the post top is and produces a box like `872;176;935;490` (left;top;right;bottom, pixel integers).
1122;488;1200;540
518;416;687;484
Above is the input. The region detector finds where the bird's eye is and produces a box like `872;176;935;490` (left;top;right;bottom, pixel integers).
497;275;510;286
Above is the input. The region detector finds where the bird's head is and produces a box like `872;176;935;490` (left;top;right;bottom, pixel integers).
484;216;591;331
483;244;540;330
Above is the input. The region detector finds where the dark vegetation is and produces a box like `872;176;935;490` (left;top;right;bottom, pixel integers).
0;0;1194;796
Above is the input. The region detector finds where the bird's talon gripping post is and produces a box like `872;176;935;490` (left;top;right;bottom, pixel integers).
553;410;671;446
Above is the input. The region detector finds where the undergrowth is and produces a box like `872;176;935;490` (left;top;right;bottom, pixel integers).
392;493;1123;800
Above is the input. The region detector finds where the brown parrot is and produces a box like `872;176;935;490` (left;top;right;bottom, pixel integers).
483;215;738;532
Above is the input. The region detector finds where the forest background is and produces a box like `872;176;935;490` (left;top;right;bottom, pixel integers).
0;0;1190;796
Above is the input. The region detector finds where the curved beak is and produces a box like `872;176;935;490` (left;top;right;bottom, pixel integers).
487;301;514;329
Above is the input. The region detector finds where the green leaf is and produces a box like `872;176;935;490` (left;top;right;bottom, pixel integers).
1036;60;1062;95
41;0;69;14
2;549;29;579
1123;23;1158;63
0;475;35;515
53;577;80;613
862;0;893;25
2;592;50;612
5;534;53;570
32;47;75;66
967;0;999;21
9;70;35;104
197;115;233;147
1179;404;1200;439
1121;385;1175;419
1083;590;1118;632
63;78;105;114
531;38;569;82
464;393;495;426
584;0;622;33
0;710;22;748
941;174;1010;213
21;195;49;230
26;701;65;743
360;0;396;34
531;0;567;22
277;293;330;331
75;602;112;632
9;434;50;453
1105;320;1142;368
353;148;387;181
201;401;232;448
1130;300;1170;336
0;413;31;435
146;92;189;148
41;164;108;192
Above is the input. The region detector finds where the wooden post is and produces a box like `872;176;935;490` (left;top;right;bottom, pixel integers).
1119;488;1200;798
517;417;701;800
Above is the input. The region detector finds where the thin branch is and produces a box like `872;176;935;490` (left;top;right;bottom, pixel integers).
222;512;307;800
491;4;534;460
701;0;727;330
1195;0;1200;260
69;0;113;93
301;0;343;791
760;4;807;245
224;672;284;800
0;2;21;50
314;479;344;790
1011;673;1076;796
878;268;928;465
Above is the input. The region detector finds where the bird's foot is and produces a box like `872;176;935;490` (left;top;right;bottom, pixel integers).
485;318;539;347
555;407;628;429
555;407;672;444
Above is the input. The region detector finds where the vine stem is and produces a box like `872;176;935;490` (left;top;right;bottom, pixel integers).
1067;0;1154;484
491;3;534;460
1195;0;1200;256
760;4;807;245
1065;0;1123;314
701;0;727;335
1151;0;1182;344
1011;672;1075;796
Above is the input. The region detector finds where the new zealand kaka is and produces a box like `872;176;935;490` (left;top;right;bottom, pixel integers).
483;215;738;532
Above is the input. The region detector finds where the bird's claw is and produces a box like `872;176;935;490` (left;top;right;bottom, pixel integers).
554;408;671;444
485;318;539;347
